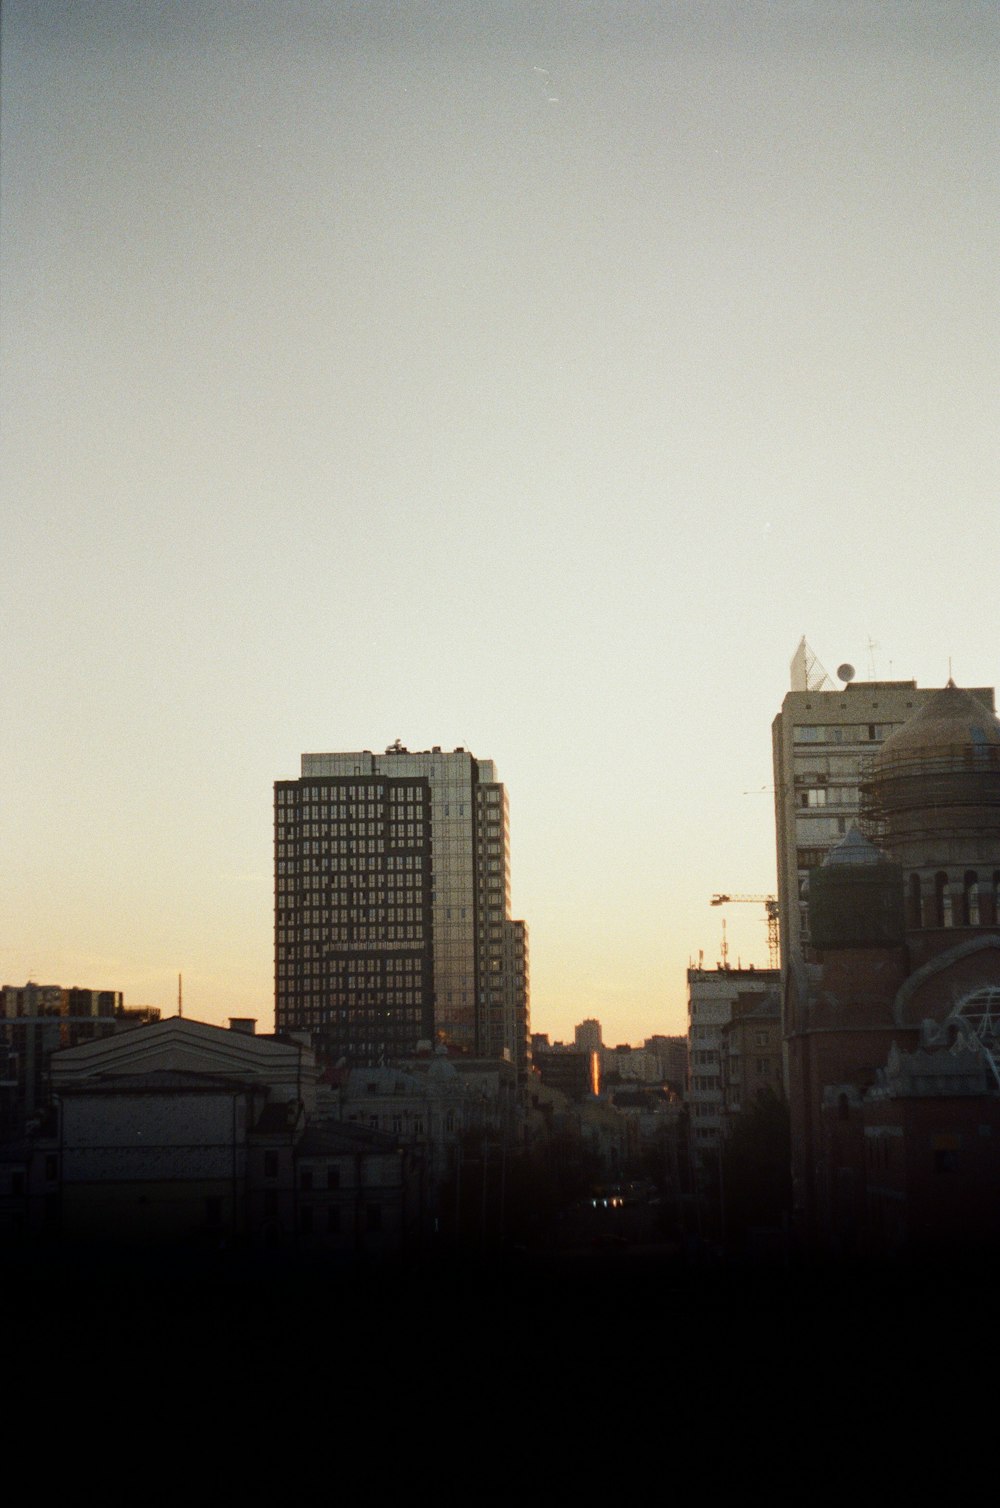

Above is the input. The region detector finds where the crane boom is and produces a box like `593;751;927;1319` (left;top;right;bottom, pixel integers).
710;894;780;969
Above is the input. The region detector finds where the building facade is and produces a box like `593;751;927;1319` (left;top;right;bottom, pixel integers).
0;983;159;1129
0;1016;411;1256
771;644;994;968
720;991;783;1120
275;743;529;1069
686;966;780;1155
574;1019;603;1054
785;682;1000;1256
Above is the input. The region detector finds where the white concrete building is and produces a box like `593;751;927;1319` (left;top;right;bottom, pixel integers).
687;967;779;1155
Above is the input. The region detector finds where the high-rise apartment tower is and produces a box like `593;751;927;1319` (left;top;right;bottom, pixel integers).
274;744;529;1069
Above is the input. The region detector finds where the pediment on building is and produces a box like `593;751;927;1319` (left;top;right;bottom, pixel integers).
893;935;1000;1028
50;1016;314;1094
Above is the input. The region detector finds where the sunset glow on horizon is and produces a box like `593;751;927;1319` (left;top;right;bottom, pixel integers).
3;1;997;1047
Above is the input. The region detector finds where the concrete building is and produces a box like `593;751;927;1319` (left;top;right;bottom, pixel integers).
720;990;782;1120
319;1051;519;1241
770;639;994;969
533;1047;599;1102
574;1018;603;1053
41;1016;315;1245
644;1034;688;1092
0;982;159;1129
2;1015;411;1256
275;743;529;1070
600;1043;664;1085
687;966;780;1155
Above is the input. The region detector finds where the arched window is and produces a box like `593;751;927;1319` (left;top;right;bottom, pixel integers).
962;871;979;927
907;872;922;929
934;871;950;928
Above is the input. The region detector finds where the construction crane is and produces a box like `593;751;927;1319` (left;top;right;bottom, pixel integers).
711;894;780;970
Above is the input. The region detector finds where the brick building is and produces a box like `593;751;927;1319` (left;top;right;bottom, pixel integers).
786;682;1000;1257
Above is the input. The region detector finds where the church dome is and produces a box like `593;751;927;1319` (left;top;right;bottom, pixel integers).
809;828;904;949
875;682;1000;770
822;828;889;866
862;682;1000;876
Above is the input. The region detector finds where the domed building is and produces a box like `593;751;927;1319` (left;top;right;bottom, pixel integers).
785;682;1000;1259
862;681;1000;950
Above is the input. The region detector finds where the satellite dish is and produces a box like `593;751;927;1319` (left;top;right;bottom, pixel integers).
837;663;856;684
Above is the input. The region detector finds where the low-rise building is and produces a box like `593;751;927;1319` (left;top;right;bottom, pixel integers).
1;1015;411;1256
721;991;783;1121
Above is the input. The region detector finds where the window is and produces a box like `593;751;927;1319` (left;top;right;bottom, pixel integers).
300;1168;313;1191
907;872;922;929
264;1151;278;1178
934;871;950;927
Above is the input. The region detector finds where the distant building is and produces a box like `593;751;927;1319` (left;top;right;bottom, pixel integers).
599;1043;663;1085
644;1034;688;1092
275;744;529;1069
720;991;782;1120
574;1018;603;1053
771;638;995;968
533;1048;599;1102
687;967;780;1156
0;983;159;1129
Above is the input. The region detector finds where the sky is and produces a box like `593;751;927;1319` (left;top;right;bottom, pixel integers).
2;0;997;1045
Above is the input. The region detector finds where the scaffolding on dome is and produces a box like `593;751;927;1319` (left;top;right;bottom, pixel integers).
860;743;1000;846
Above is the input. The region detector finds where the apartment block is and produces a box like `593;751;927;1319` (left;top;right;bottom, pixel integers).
275;743;529;1069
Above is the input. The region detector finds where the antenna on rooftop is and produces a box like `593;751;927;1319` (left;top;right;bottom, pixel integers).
178;972;183;1018
867;638;879;678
